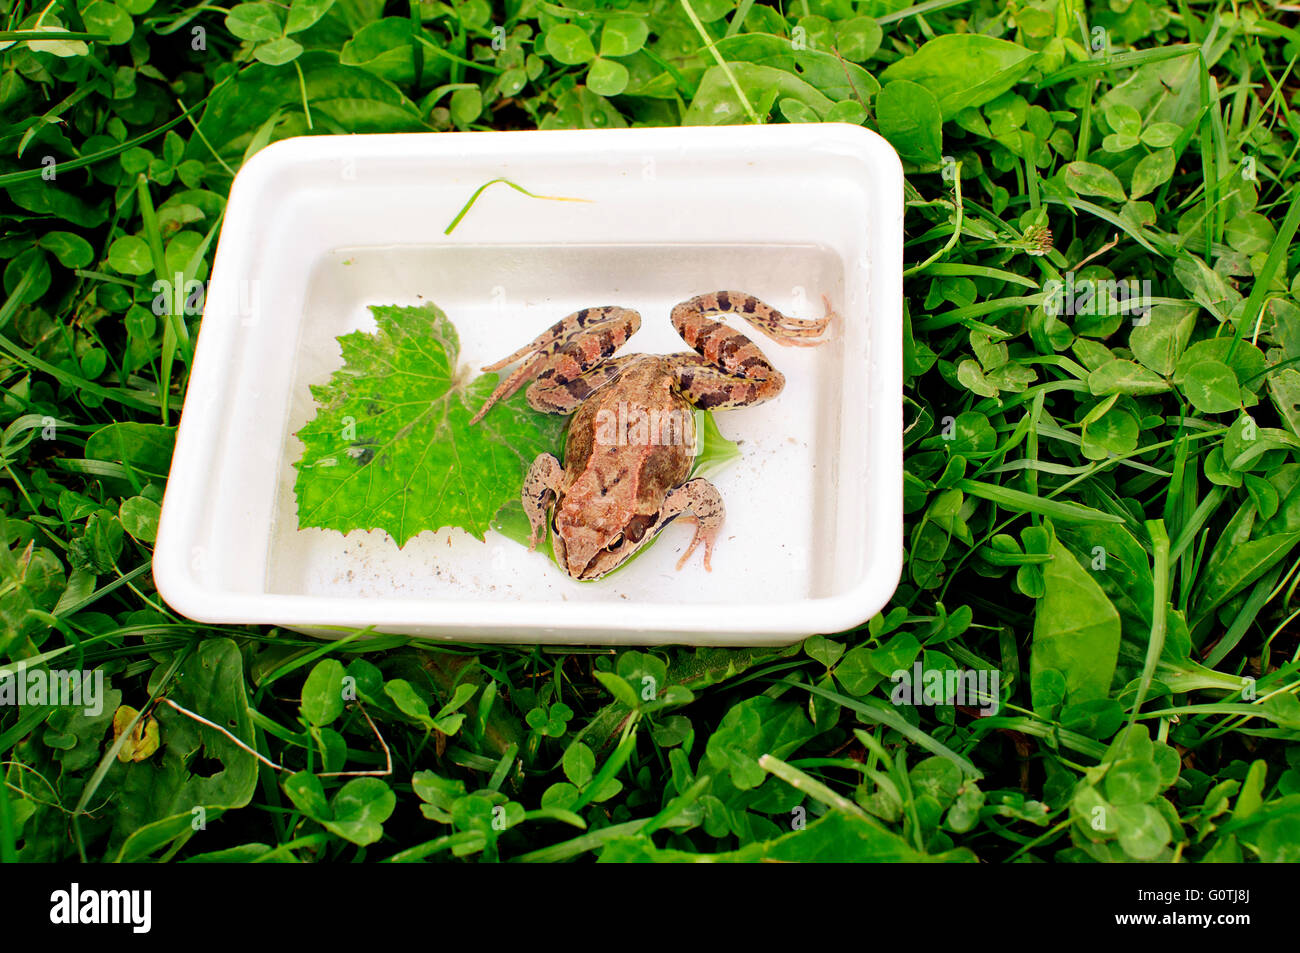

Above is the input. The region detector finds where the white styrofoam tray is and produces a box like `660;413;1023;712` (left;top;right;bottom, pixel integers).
153;123;903;645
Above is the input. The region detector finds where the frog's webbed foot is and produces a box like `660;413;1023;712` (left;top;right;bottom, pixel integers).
521;453;563;551
470;306;641;424
658;478;725;572
668;291;834;411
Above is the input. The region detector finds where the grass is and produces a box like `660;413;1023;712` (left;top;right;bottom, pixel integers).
0;0;1299;863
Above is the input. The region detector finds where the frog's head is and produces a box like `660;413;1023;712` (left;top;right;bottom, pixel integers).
553;503;659;580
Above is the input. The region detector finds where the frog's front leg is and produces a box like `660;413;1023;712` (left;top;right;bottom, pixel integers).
668;291;835;411
656;478;725;571
470;306;641;424
521;453;563;551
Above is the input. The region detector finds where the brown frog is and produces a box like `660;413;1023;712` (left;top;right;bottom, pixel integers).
470;291;834;580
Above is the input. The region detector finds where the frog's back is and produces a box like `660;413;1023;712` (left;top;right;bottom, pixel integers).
563;355;695;509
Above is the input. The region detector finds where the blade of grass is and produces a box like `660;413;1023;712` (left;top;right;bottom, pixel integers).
785;679;983;779
0;29;109;40
678;0;760;124
1127;520;1170;729
1038;44;1196;87
759;754;868;816
0;83;225;187
135;174;190;422
1227;183;1300;360
443;178;592;235
956;478;1126;524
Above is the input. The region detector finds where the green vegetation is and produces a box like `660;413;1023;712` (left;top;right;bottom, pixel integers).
2;0;1299;862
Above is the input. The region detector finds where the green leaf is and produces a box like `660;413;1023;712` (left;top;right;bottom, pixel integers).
705;696;818;791
1030;536;1121;712
0;537;65;655
1183;360;1241;413
325;778;395;845
1064;161;1126;202
1130;148;1174;199
225;2;283;43
384;678;433;726
778;97;818;123
85;422;174;476
1088;358;1170;396
24;26;89;57
876;80;942;165
449;86;482;126
1225;213;1276;256
1115;802;1171;859
803;635;844;669
107;235;151;276
683;62;833;125
36;231;94;270
118;496;160;543
1196;531;1300;619
563;741;596;787
599;17;647;57
1129;303;1196;375
1105;102;1142;138
253;37;304;66
71;511;123;574
286;0;335;34
293;303;565;545
586;57;628;97
708;35;878;105
110;639;259;859
593;671;640;709
301;659;345;726
879;34;1037;119
834;645;883;696
7;180;106;228
1140;121;1181;147
870;632;921;676
836;16;882;62
338;19;425;85
1081;406;1138;459
545;24;596;65
1105;755;1161;807
283;771;330;820
81;1;133;45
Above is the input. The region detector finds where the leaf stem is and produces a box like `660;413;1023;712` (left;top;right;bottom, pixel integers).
904;162;963;277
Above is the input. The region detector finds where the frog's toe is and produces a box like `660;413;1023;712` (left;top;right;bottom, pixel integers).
674;515;718;572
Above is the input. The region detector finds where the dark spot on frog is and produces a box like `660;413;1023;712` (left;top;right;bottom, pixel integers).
625;512;656;543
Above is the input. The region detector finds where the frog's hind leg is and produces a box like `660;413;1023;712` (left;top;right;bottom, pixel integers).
673;291;834;349
525;355;639;414
521;453;564;551
470;306;641;424
669;291;834;410
655;478;725;572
